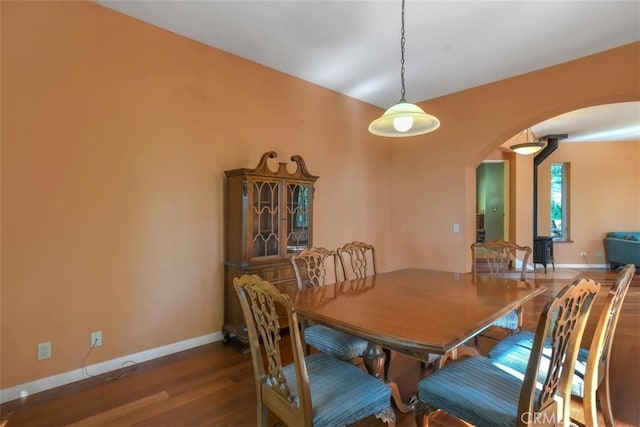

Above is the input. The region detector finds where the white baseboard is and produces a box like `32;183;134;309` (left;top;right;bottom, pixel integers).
0;331;224;404
526;262;609;271
553;263;609;269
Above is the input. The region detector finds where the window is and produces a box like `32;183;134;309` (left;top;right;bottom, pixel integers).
550;162;569;241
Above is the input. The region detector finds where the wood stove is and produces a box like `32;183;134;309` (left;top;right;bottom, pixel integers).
532;134;567;274
534;236;555;273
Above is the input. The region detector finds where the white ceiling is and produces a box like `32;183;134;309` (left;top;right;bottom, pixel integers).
98;0;640;142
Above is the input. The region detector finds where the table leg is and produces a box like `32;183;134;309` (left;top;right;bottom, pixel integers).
362;343;417;413
362;343;385;379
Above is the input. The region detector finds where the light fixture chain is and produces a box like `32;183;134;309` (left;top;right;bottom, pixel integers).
400;0;406;101
368;0;440;137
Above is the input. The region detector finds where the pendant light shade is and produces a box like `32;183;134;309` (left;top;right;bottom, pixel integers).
510;141;545;155
510;128;545;155
369;101;440;137
369;0;440;138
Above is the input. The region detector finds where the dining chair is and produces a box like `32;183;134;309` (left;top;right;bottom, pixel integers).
233;274;396;427
488;263;635;427
472;240;533;339
290;247;369;362
337;241;378;280
414;276;601;427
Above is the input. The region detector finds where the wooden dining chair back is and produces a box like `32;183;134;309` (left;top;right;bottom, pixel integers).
233;274;395;427
290;247;369;362
578;263;635;427
472;240;532;280
290;246;339;290
415;277;601;427
518;278;600;425
489;264;635;427
337;241;377;280
472;240;533;338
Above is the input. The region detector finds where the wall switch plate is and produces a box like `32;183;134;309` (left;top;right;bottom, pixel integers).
90;331;102;347
453;223;460;233
38;341;51;360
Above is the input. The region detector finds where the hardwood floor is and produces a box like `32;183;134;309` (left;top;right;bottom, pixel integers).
2;268;639;427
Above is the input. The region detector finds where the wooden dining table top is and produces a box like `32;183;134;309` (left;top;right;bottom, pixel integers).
287;268;546;362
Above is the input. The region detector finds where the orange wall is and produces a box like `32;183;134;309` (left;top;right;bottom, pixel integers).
1;1;390;388
1;1;639;389
387;42;639;272
536;141;640;265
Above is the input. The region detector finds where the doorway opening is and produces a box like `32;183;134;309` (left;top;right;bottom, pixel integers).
476;160;509;242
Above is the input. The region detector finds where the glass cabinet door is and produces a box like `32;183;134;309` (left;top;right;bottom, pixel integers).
250;180;280;258
285;182;311;254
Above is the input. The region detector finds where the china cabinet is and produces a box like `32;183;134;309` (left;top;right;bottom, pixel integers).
222;151;318;353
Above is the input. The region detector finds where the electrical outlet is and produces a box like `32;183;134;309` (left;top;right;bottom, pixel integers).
580;251;587;257
90;331;102;347
38;341;51;360
597;252;603;257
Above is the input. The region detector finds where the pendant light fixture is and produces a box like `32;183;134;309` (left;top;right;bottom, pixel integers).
368;0;440;137
510;128;545;155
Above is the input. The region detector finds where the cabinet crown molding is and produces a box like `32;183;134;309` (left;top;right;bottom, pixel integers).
225;151;319;181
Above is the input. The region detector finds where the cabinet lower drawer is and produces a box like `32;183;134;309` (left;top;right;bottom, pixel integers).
258;264;296;286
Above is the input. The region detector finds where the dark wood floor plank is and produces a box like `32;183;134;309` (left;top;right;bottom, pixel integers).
66;391;170;426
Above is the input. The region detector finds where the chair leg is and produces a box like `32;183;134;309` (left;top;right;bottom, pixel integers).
299;322;312;356
375;406;396;427
257;402;269;427
414;400;438;427
597;380;615;427
582;389;598;427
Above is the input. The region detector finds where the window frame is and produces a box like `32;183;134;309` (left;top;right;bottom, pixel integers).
550;162;570;242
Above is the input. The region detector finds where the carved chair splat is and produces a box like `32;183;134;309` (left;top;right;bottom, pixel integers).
337;241;378;280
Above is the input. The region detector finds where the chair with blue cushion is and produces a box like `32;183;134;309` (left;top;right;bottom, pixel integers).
290;247;369;362
233;274;395;427
488;263;635;427
472;240;533;339
414;276;600;427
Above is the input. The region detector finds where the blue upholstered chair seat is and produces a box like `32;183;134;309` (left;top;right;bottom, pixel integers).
304;324;369;361
418;356;540;427
490;310;520;331
488;331;589;397
283;352;391;426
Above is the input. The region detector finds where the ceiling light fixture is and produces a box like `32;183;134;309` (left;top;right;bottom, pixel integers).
510;128;545;155
368;0;440;138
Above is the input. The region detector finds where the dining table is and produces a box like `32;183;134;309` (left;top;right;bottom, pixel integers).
287;268;546;411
